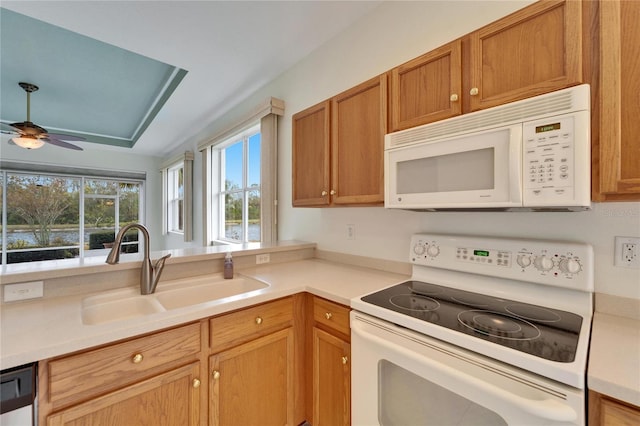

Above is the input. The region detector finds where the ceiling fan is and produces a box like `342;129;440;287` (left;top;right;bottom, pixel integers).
1;82;85;151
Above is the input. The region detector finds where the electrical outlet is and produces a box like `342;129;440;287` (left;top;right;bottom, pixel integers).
3;281;44;302
346;224;355;240
256;253;270;264
614;236;640;268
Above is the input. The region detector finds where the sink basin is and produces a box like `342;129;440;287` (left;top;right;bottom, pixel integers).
81;289;166;325
155;276;269;310
81;275;269;325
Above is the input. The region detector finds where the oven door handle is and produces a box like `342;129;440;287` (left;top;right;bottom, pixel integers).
352;320;578;423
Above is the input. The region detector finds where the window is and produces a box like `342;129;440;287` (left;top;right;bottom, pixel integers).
161;151;193;241
218;126;261;243
167;163;184;233
200;97;283;246
0;169;144;264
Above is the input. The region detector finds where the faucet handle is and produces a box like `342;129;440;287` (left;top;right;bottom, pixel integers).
153;253;171;270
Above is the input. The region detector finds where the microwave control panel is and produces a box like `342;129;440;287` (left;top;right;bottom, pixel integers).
523;116;575;197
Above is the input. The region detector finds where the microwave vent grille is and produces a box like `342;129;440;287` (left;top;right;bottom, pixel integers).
388;85;587;149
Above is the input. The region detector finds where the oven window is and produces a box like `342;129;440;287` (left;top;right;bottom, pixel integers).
396;147;495;194
378;359;507;426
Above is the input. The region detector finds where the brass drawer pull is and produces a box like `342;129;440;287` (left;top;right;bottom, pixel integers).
212;370;220;380
342;356;348;365
325;312;333;320
192;378;201;388
132;353;143;364
255;316;263;325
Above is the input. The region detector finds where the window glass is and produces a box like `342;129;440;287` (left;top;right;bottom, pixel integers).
248;132;261;187
217;126;261;243
224;141;243;191
1;172;142;264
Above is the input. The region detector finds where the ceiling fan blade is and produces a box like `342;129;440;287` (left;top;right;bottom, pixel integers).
1;122;20;134
45;132;86;141
42;137;83;151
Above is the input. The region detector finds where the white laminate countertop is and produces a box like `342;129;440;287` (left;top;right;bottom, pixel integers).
0;259;408;370
588;312;640;407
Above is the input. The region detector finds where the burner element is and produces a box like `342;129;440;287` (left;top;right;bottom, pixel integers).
458;310;541;341
390;294;440;312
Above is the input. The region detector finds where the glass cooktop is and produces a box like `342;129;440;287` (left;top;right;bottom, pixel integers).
361;280;583;362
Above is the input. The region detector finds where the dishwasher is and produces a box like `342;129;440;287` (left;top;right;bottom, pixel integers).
0;363;37;425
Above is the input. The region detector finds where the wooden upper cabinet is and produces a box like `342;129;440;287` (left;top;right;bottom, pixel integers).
292;75;386;207
593;0;640;200
292;101;331;207
468;0;583;111
390;39;462;132
331;74;387;205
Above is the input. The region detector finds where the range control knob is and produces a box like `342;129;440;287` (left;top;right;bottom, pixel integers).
559;258;582;274
516;255;532;268
426;245;440;257
413;244;426;256
533;255;555;272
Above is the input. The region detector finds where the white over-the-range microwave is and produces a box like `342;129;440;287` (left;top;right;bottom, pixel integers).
385;84;591;211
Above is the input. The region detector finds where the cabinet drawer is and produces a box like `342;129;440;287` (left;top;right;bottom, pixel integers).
47;322;201;409
313;297;350;337
210;297;293;353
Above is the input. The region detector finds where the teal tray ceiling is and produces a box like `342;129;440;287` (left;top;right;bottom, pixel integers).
0;8;187;148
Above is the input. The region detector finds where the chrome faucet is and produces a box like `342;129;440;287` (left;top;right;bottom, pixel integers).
105;223;171;295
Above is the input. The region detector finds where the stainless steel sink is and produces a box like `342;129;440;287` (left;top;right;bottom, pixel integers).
80;274;269;325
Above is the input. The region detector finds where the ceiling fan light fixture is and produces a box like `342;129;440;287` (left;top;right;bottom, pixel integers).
12;136;45;150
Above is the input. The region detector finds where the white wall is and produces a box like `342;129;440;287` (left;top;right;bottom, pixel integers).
170;0;639;300
0;143;165;251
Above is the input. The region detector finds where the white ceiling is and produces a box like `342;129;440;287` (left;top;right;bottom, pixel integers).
1;1;381;156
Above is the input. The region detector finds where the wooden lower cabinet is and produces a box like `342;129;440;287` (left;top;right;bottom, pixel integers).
312;327;350;426
308;295;351;426
47;362;201;426
589;390;640;426
209;328;295;426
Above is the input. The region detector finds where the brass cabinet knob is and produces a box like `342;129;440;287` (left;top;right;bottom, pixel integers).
325;312;333;320
132;353;143;364
470;87;479;96
212;370;220;380
321;190;328;196
255;316;263;325
450;93;459;102
192;378;201;388
342;356;348;365
330;190;336;195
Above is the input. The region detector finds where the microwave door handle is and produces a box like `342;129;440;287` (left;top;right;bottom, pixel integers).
352;320;577;423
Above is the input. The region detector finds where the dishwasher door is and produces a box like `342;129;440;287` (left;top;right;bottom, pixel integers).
0;363;36;426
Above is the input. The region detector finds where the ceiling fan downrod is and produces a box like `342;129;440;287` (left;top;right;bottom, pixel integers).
19;82;39;123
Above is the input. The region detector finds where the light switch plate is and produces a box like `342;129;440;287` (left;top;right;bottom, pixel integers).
256;253;270;264
4;281;44;302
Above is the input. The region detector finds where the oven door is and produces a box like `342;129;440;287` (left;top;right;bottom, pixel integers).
385;124;522;209
351;312;585;426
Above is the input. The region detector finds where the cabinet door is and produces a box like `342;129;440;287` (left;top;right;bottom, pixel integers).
594;0;640;200
47;363;201;426
210;328;295;426
469;0;582;111
331;74;387;205
312;327;350;426
292;100;331;206
390;39;462;131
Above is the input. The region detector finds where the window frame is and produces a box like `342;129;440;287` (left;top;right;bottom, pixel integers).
166;161;185;235
216;124;261;244
0;169;145;265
